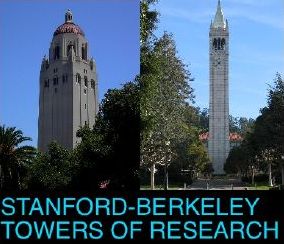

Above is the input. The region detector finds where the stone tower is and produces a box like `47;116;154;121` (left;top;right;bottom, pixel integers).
208;0;230;174
38;10;99;152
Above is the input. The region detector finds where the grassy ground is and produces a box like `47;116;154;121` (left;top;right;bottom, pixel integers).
248;181;272;190
252;186;270;190
141;184;273;190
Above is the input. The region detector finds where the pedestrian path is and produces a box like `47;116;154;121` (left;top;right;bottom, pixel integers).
186;177;249;190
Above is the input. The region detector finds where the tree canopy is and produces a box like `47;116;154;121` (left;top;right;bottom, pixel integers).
225;73;284;183
140;0;210;189
0;125;36;191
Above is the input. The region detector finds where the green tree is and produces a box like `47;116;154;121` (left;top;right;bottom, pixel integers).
25;142;74;191
140;32;195;189
140;0;210;190
0;125;36;191
74;82;140;190
198;108;209;132
228;116;255;135
170;125;210;184
194;108;254;135
265;73;284;154
141;0;159;46
225;146;247;175
72;125;112;190
226;73;284;186
254;73;284;184
238;117;255;136
229;115;239;133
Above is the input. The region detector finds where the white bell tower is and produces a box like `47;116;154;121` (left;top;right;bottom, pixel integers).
208;0;230;174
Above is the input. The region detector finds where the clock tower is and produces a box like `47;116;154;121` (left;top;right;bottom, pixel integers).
208;0;230;174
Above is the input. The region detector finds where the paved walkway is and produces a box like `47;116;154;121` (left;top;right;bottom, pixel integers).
185;177;249;190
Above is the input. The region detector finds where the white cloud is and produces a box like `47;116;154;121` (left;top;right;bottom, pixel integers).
227;8;284;30
227;0;279;7
157;0;284;30
159;7;212;24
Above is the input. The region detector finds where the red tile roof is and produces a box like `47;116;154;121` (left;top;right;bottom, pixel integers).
199;132;243;142
54;23;85;37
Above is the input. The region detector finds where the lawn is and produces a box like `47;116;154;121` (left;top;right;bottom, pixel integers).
248;182;272;190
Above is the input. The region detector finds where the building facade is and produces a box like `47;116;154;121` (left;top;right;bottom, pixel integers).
208;0;230;174
38;10;99;151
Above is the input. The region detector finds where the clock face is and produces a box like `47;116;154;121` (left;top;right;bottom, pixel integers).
213;58;222;70
214;59;221;67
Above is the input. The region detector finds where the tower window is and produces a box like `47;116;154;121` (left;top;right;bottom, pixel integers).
44;79;49;88
53;76;58;86
84;121;87;126
91;79;95;89
76;73;81;84
84;76;88;87
82;43;87;60
213;38;217;50
54;46;60;60
62;74;68;83
213;38;225;50
85;104;87;109
84;89;87;94
67;43;75;56
221;38;225;50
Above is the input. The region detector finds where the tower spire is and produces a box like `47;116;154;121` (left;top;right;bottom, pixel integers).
65;9;73;23
213;0;226;29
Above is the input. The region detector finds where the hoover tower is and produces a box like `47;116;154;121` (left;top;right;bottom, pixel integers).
38;10;99;151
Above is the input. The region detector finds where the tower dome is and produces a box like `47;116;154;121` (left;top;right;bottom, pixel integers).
53;9;85;37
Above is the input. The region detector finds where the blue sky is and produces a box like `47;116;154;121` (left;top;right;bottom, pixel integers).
154;0;284;119
0;0;139;146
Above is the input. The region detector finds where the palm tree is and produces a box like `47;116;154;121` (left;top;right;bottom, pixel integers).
0;125;36;190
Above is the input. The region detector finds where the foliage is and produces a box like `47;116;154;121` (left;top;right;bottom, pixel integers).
229;116;255;136
225;73;284;179
193;107;254;136
0;125;36;191
171;125;209;175
224;146;247;174
74;82;140;190
241;174;268;184
139;0;210;189
140;31;195;169
8;81;140;192
25;142;74;191
140;0;159;46
195;108;209;132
